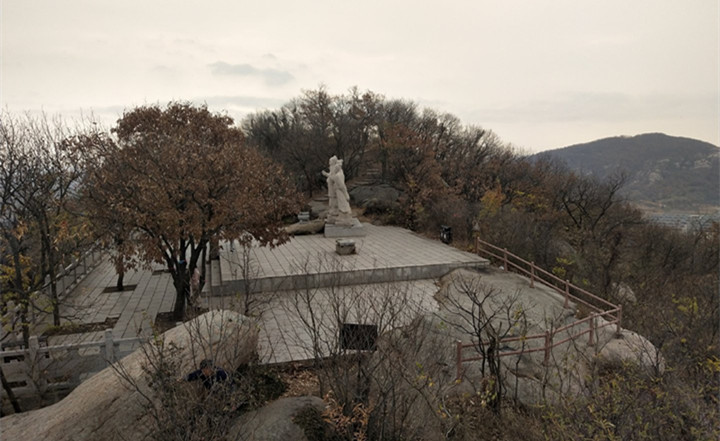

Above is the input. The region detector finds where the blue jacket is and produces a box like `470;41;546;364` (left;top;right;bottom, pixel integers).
186;367;229;389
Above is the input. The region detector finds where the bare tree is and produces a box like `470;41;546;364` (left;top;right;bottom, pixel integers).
436;271;528;414
0;111;91;333
110;310;266;441
267;253;462;440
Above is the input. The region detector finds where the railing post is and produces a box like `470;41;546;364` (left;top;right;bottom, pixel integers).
564;280;570;308
456;341;463;381
530;262;535;288
543;331;552;366
474;237;478;255
28;336;46;393
588;314;596;346
616;305;623;336
104;329;115;364
83;254;88;274
503;249;508;272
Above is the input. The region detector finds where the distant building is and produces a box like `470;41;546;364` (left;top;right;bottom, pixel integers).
645;212;720;232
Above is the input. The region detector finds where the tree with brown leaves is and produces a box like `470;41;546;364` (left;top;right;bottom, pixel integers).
81;102;301;320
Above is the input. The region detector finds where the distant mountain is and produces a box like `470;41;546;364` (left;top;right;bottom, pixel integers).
534;133;719;212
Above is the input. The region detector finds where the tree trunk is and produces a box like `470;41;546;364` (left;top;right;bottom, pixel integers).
48;247;61;327
171;269;189;322
116;271;125;291
115;252;125;291
8;234;30;346
50;280;60;327
487;337;501;414
200;244;207;289
0;365;22;414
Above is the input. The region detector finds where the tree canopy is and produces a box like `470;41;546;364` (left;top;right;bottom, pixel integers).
81;102;301;319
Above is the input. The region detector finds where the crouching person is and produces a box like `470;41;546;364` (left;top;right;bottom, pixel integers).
186;358;229;390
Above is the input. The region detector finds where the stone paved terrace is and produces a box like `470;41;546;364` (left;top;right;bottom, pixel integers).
22;221;601;379
214;223;489;295
42;223;487;346
47;259;176;344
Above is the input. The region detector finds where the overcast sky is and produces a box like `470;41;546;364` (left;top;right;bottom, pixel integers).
2;1;718;153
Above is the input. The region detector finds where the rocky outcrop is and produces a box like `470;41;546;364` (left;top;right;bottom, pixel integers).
228;396;325;441
349;184;401;213
433;269;661;405
285;219;325;235
0;310;259;441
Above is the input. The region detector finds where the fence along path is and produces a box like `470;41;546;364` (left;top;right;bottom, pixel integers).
455;238;623;379
1;249;175;404
1;330;143;400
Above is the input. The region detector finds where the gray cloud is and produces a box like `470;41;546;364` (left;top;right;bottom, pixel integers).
208;61;294;86
195;95;286;110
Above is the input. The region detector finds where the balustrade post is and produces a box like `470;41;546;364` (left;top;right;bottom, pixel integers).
104;329;115;364
543;331;552;366
456;341;463;381
28;336;46;393
588;314;596;346
564;280;570;308
503;249;508;272
530;262;535;288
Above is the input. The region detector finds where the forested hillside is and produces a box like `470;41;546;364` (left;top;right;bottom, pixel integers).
534;133;720;211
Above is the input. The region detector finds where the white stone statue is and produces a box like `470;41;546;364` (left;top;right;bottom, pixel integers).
322;156;339;222
323;156;352;226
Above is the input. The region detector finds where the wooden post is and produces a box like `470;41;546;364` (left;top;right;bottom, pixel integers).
564;280;570;308
616;305;623;336
588;314;596;346
543;331;552;366
104;329;115;364
503;248;508;272
530;262;535;288
456;341;463;381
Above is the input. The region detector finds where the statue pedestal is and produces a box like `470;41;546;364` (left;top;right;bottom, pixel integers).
324;218;367;238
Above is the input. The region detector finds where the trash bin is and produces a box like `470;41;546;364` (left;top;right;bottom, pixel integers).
440;225;452;244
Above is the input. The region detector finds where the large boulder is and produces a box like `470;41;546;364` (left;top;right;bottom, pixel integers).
0;310;258;441
349;184;401;213
431;269;662;406
285;219;325;236
228;396;325;441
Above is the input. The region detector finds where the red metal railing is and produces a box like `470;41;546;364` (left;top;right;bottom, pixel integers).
454;238;623;379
